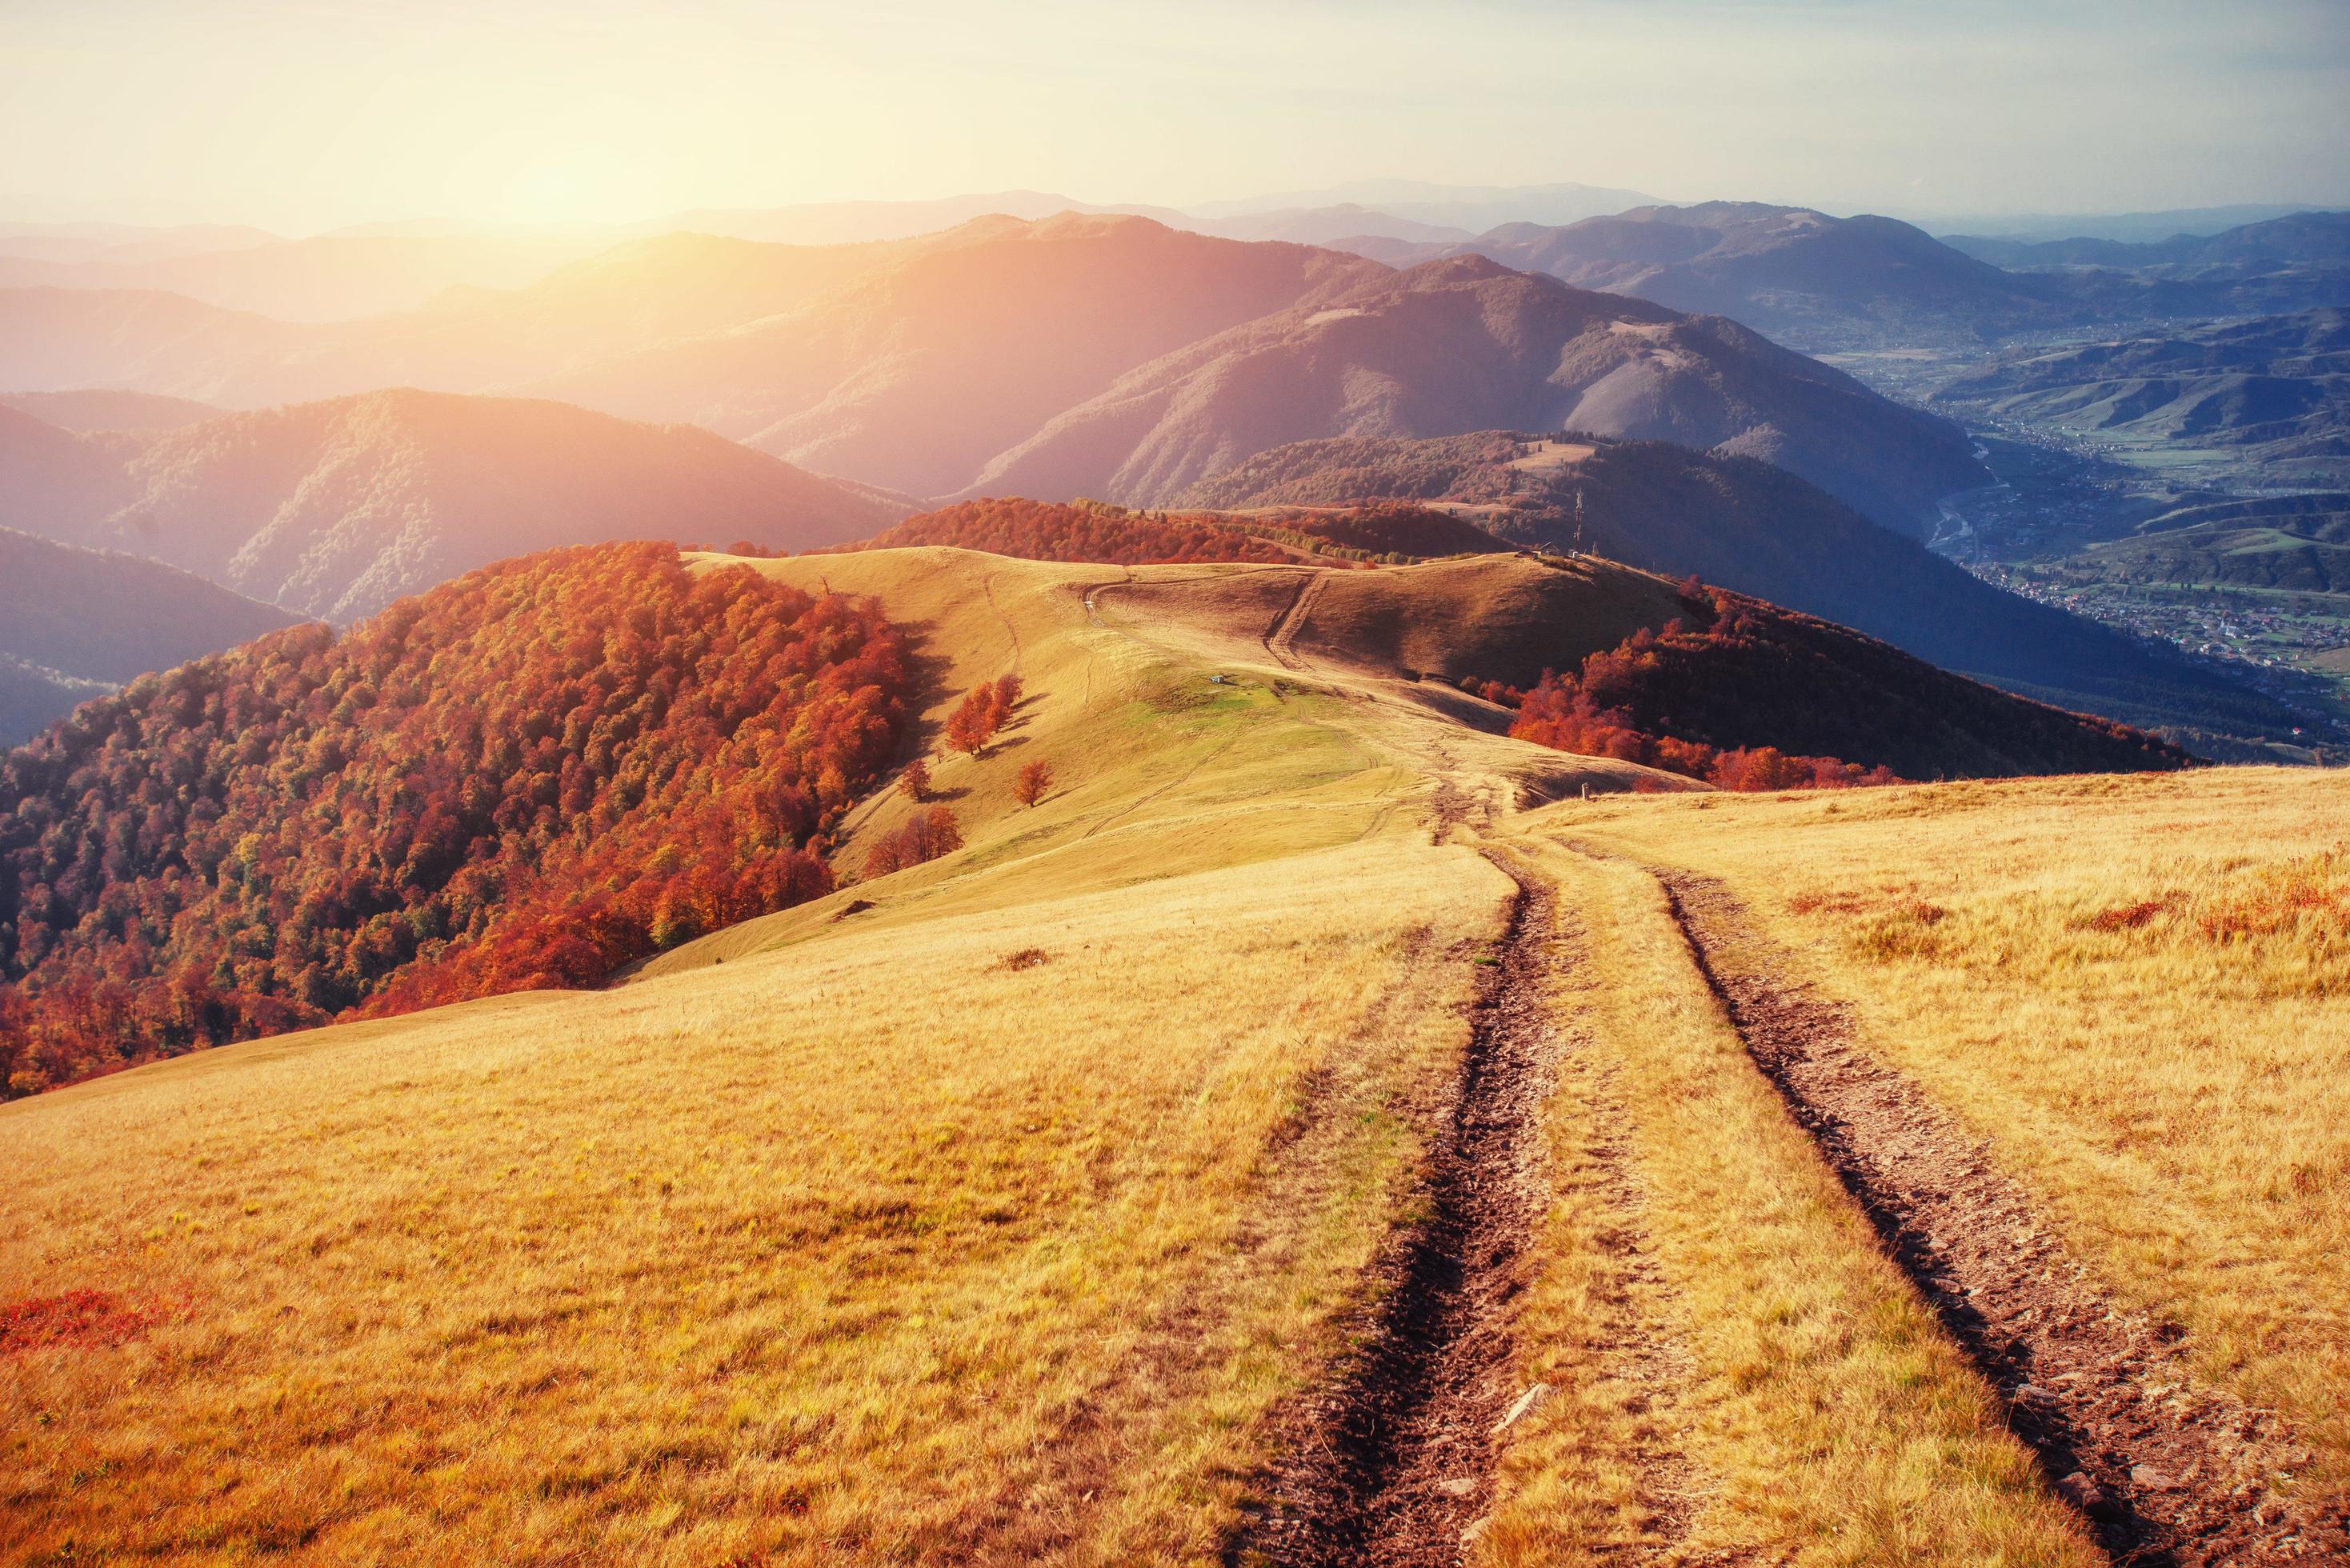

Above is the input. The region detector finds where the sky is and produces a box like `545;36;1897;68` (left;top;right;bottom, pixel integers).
2;0;2346;234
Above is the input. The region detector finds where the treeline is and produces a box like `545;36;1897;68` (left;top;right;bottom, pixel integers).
0;543;911;1097
1483;581;2195;786
831;496;1492;570
839;498;1299;566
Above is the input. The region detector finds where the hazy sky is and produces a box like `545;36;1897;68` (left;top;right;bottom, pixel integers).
3;0;2345;232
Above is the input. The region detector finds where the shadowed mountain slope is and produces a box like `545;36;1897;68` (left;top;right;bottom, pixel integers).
0;391;911;621
1179;430;2305;742
975;253;1987;531
0;526;303;743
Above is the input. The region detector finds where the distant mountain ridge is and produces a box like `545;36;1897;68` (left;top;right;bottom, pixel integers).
0;525;302;743
0;391;911;620
968;247;1986;530
1331;202;2088;349
0;214;1992;526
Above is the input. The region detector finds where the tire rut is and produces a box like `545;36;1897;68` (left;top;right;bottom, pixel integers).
1263;572;1326;672
1653;866;2347;1567
1231;858;1566;1567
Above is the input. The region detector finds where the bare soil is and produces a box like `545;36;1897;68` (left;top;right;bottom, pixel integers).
1655;868;2349;1567
1228;861;1565;1566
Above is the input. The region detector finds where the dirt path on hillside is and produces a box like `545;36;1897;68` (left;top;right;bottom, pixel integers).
1651;866;2348;1568
1230;860;1567;1566
1263;572;1327;671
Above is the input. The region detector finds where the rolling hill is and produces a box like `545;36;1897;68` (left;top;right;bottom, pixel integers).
0;542;2189;1102
0;542;909;1091
0;390;911;620
1177;430;2311;745
1334;202;2087;349
967;250;1988;530
0;526;302;743
2060;493;2350;594
5;538;2342;1566
1934;308;2350;486
835;495;1511;567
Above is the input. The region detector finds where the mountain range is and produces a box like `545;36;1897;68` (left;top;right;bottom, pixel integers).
1334;202;2084;349
0;215;1989;527
0;391;908;620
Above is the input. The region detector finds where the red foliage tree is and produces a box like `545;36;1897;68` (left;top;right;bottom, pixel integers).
1014;760;1053;807
863;805;963;878
898;757;931;802
0;542;913;1098
947;683;1003;757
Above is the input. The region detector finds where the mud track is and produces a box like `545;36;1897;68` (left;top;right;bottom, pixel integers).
1655;867;2347;1567
1231;859;1563;1566
1263;571;1327;672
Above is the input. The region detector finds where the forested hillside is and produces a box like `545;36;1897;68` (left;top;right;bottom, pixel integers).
0;543;911;1095
1488;580;2193;785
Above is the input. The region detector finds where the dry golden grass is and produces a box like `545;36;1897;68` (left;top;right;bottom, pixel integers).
1474;842;2099;1566
1543;766;2350;1490
0;838;1506;1564
7;544;2337;1563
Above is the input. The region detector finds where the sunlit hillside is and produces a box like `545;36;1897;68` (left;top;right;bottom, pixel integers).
6;544;2343;1565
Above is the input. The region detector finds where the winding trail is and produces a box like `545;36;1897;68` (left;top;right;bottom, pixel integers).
1651;866;2348;1568
1233;858;1565;1566
1263;571;1328;671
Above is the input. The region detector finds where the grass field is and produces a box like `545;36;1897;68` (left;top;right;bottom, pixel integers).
6;546;2344;1562
1539;769;2350;1494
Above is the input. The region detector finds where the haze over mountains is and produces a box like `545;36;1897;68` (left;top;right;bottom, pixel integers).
0;214;1989;530
0;391;907;620
0;526;301;743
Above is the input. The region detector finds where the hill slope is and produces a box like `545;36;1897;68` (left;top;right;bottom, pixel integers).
8;538;2339;1565
0;526;303;743
0;391;912;620
1178;430;2305;744
0;542;908;1092
972;253;1986;531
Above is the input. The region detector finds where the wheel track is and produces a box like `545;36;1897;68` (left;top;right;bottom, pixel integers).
1231;857;1567;1566
1650;865;2348;1568
1263;571;1327;671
